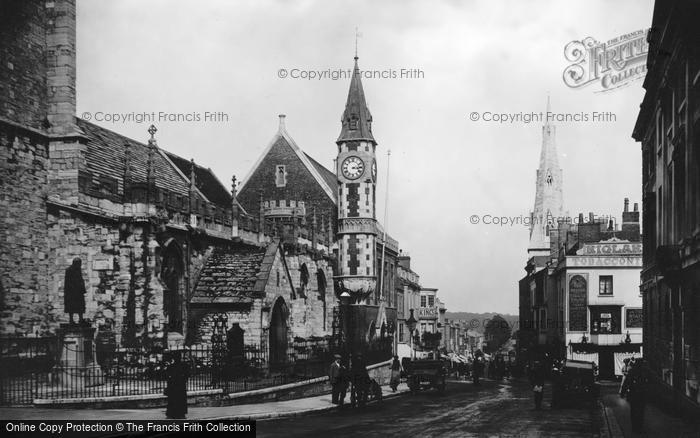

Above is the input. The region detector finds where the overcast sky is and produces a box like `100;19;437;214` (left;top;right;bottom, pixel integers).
76;0;654;315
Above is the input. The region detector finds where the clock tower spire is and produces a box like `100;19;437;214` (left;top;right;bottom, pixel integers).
335;54;378;303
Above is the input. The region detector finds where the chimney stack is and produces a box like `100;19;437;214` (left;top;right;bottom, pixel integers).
624;198;629;213
622;197;640;238
278;114;286;132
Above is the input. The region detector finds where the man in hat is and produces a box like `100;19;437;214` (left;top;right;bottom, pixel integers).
329;354;346;405
64;257;87;324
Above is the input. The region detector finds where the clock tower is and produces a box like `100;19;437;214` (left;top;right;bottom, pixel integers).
335;55;378;303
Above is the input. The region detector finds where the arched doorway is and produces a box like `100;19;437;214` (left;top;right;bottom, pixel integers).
161;239;184;333
269;297;289;368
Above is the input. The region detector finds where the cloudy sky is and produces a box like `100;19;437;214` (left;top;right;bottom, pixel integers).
76;0;654;315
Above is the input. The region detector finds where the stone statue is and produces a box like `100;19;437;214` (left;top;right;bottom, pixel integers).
64;257;87;324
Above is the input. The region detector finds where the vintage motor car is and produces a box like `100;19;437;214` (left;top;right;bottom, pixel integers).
551;359;600;408
403;358;447;393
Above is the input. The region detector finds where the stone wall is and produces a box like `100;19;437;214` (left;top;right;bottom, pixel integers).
0;124;50;336
0;1;49;130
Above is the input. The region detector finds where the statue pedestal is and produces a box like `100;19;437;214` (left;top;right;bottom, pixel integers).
53;323;104;388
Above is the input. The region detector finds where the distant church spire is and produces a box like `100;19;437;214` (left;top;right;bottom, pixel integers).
337;51;375;145
528;96;564;256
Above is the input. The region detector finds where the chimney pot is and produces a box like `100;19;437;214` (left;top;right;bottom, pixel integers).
589;212;594;223
634;203;639;212
578;213;584;224
624;198;629;212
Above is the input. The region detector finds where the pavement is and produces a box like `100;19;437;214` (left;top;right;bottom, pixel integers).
598;382;699;438
0;383;410;422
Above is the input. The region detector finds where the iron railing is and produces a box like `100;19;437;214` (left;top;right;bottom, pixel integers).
0;336;346;405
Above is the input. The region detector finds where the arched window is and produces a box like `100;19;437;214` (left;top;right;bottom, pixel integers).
299;263;309;298
316;270;326;301
161;239;184;333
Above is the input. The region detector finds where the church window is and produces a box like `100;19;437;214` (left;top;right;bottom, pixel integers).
275;165;287;187
546;172;553;186
276;270;280;287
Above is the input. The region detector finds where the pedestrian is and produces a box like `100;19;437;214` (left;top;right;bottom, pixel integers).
64;257;87;325
619;358;631;398
626;358;650;432
473;356;483;385
165;349;189;419
390;355;402;392
529;360;546;410
329;354;346;404
350;353;369;407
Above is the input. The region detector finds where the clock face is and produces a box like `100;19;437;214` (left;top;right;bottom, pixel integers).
341;156;365;180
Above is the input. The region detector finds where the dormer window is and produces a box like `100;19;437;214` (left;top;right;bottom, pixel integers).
349;116;358;130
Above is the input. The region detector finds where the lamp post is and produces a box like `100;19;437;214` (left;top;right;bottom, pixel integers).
340;291;352;363
406;309;418;360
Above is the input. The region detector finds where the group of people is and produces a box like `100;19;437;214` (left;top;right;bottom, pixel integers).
329;353;384;407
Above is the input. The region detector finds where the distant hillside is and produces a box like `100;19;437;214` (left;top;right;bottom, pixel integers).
444;312;519;334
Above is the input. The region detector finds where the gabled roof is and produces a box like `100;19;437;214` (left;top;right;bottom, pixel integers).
337;57;375;145
238;119;337;203
190;243;276;306
165;151;232;208
304;152;338;194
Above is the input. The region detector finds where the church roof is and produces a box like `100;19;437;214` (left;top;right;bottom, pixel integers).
76;118;193;198
337;57;375;144
303;152;338;194
238;117;337;203
190;243;278;306
165;151;232;208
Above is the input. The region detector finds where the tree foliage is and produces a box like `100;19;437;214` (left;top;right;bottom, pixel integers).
484;314;512;353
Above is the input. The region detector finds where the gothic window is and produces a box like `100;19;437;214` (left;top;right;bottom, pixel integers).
316;270;326;301
276;270;280;287
275;165;287;187
298;263;309;298
160;241;184;333
546;172;553;186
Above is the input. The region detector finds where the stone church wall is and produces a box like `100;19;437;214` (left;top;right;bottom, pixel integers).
0;125;51;336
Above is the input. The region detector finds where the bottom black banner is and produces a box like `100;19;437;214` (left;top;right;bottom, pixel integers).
2;420;256;438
